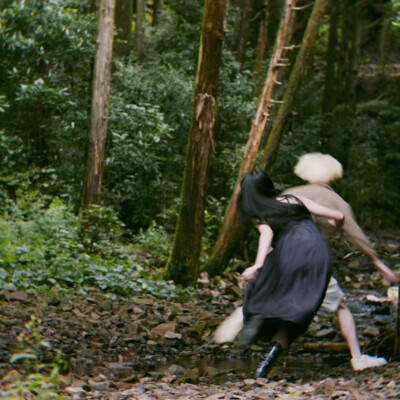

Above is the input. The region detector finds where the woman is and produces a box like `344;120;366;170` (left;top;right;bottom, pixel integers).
237;168;344;378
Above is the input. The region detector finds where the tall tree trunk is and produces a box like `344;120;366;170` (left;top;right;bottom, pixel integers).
237;0;254;64
202;0;296;278
163;0;227;287
254;0;286;91
322;0;339;113
135;0;146;64
259;0;331;172
254;0;268;88
336;0;359;110
266;0;285;51
152;0;161;26
114;0;133;58
286;0;314;66
81;0;116;208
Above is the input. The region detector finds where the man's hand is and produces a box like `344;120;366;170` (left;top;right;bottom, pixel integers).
373;257;398;285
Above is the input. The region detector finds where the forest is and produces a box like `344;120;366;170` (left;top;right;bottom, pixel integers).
0;0;399;399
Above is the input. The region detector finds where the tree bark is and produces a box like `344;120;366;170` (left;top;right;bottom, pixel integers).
254;0;267;88
336;0;359;110
135;0;146;64
266;0;285;51
236;0;254;64
152;0;160;26
114;0;133;58
81;0;116;208
202;0;296;277
322;1;339;113
163;0;227;287
259;0;331;172
395;284;400;360
286;0;313;67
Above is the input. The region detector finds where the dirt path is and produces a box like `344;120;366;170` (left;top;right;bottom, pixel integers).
1;233;399;398
0;279;399;399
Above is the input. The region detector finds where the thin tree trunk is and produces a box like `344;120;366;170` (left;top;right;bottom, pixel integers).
322;0;338;113
202;0;296;278
286;0;313;67
163;0;227;287
152;0;160;26
135;0;146;64
266;0;285;51
82;0;116;208
237;0;254;64
254;0;268;88
336;0;359;110
395;284;400;360
259;0;331;172
114;0;133;58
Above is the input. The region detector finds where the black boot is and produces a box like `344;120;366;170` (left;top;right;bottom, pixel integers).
255;342;283;378
237;315;264;347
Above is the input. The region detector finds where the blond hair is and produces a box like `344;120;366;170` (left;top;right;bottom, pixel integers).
294;153;343;184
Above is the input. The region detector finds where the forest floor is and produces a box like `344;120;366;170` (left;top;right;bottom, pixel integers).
0;233;399;399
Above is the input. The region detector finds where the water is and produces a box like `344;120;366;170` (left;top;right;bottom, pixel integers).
154;353;348;381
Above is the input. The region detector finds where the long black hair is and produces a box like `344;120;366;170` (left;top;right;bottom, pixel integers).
237;168;310;232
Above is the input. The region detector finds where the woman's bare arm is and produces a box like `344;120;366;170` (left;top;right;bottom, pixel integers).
241;224;273;281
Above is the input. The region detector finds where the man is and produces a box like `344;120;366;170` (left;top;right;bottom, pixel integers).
282;152;398;371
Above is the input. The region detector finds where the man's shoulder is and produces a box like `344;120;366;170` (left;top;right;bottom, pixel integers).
283;183;333;195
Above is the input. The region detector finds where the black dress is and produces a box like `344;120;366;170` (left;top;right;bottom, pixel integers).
242;216;332;342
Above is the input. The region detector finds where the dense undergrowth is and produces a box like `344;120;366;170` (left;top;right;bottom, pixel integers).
0;193;191;300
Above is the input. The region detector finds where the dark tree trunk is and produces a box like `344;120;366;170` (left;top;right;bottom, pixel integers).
286;0;313;66
322;1;339;113
152;0;161;26
266;0;285;51
395;284;400;360
336;0;359;110
254;0;286;91
236;0;254;64
163;0;227;287
254;0;267;87
202;0;296;277
114;0;133;57
81;0;116;208
259;0;331;172
135;0;146;64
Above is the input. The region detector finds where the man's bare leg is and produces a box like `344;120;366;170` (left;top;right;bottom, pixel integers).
336;301;362;359
336;301;387;370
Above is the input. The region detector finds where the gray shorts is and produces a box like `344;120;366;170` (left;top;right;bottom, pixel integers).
321;276;345;312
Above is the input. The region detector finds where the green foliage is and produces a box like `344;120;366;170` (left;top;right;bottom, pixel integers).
79;205;125;255
275;98;400;228
200;196;227;262
0;0;398;286
343;100;400;226
0;130;27;210
1;316;67;400
0;0;95;203
148;2;202;74
0;196;183;299
393;1;400;26
105;63;190;230
134;222;174;266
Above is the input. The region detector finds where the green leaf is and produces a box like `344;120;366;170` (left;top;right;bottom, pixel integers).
11;352;38;363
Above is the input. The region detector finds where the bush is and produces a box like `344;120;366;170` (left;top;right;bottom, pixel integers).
0;196;182;298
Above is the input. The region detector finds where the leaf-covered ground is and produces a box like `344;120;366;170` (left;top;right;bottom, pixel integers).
0;234;399;399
